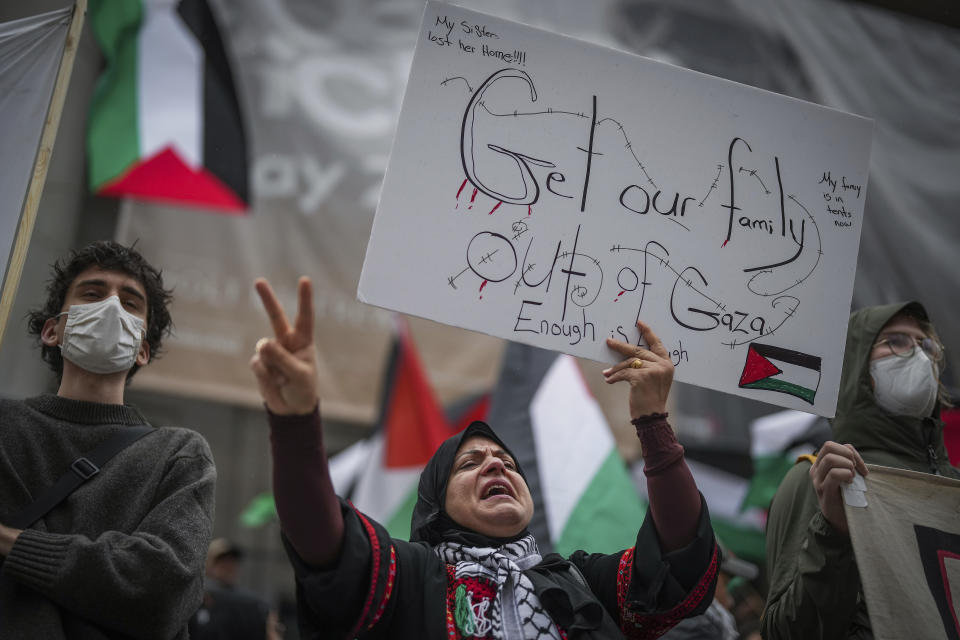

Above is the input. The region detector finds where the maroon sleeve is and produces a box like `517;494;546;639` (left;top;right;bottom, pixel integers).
633;413;701;552
268;406;344;567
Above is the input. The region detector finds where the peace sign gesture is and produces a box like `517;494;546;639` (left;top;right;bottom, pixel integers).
250;277;318;415
602;320;675;418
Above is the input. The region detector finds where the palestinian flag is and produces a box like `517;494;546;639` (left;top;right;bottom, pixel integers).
738;343;822;405
87;0;248;213
634;451;768;563
486;343;645;556
332;340;645;556
243;325;485;532
637;408;829;562
329;324;485;539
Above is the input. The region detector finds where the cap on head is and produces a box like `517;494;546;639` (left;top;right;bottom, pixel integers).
207;537;244;564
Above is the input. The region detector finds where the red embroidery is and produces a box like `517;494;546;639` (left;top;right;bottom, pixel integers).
345;508;387;638
617;543;721;640
445;565;459;639
617;547;635;614
368;545;397;628
444;566;499;638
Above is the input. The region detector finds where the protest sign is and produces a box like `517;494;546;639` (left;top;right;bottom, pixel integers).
845;466;960;640
359;1;873;416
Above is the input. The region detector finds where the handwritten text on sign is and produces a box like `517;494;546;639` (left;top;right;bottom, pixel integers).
359;2;873;416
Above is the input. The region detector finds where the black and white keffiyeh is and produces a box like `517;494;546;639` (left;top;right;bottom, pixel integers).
435;534;563;640
410;421;610;638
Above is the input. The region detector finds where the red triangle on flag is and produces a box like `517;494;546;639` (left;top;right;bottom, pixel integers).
739;345;783;386
97;146;247;214
383;325;455;468
452;395;490;432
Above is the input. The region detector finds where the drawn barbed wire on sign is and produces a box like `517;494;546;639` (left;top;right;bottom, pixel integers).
722;296;800;349
699;164;723;207
609;242;800;348
448;68;670;226
440;76;474;93
745;194;822;297
738;166;771;195
594;117;657;190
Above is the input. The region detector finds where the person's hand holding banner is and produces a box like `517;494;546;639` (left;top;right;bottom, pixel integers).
811;440;868;534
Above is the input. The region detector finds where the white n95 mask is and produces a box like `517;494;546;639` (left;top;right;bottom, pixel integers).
58;296;145;374
869;349;939;417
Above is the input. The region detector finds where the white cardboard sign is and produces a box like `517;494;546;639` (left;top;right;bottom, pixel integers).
359;2;873;417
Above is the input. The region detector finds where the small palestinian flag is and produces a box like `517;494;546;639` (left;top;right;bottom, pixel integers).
738;343;822;405
87;0;248;213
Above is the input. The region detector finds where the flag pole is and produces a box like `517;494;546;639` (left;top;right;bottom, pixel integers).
0;0;87;352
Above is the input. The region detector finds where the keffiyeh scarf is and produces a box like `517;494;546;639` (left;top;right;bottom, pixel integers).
435;534;563;640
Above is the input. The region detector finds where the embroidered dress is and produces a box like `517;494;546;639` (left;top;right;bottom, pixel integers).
277;421;718;639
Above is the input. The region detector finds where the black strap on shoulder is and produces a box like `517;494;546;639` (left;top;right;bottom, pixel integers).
10;425;155;529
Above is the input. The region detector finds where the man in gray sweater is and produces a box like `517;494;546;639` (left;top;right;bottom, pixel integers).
0;241;216;639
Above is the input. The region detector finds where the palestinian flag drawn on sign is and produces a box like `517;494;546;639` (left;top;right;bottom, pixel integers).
739;343;822;405
87;0;248;213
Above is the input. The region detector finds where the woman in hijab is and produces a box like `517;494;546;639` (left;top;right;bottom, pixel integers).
251;278;719;639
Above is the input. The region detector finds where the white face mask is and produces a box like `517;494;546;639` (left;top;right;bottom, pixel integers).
58;296;146;374
869;349;939;417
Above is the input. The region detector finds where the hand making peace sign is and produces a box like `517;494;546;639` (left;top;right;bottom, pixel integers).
250;277;318;415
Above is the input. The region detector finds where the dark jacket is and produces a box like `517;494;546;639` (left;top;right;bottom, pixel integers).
0;395;216;639
761;302;958;640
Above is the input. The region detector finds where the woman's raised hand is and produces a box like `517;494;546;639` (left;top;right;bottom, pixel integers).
250;277;318;415
602;320;674;419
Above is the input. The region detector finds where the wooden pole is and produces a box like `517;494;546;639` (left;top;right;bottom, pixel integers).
0;0;87;352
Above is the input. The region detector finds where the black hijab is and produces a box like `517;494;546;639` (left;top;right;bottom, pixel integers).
409;420;532;547
408;421;614;637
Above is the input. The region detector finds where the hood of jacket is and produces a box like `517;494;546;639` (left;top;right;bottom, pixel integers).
831;301;953;475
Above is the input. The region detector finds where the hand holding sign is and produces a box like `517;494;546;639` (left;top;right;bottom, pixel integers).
602;321;674;418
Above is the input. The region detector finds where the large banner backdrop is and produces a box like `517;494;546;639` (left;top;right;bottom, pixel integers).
112;0;960;424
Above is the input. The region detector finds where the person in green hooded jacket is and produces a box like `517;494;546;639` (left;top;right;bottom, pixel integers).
761;301;956;640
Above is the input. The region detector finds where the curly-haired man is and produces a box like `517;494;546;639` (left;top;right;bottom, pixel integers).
0;241;216;639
